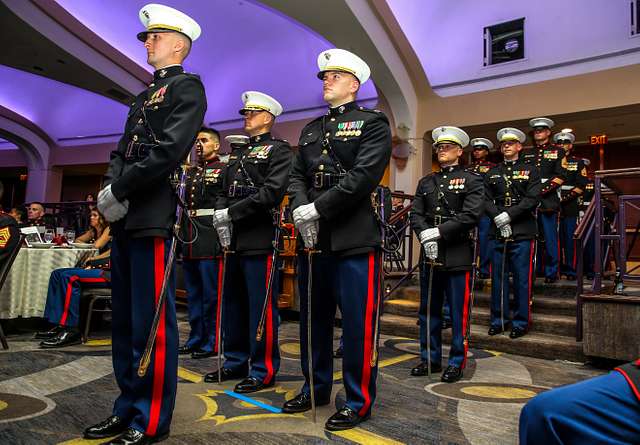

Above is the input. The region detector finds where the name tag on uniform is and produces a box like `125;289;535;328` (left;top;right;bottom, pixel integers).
448;178;465;190
146;85;168;106
543;150;558;159
248;145;273;159
335;120;364;137
512;170;530;180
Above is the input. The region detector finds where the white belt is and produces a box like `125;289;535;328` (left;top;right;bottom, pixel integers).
561;185;574;191
541;178;549;183
189;208;216;217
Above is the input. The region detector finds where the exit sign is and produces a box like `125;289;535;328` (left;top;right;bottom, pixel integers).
590;134;608;145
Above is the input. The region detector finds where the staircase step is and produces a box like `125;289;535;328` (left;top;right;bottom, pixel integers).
380;313;583;362
384;300;576;337
392;278;580;301
386;294;576;317
474;292;576;316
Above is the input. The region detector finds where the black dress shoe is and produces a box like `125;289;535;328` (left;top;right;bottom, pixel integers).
333;345;343;358
191;349;215;359
203;367;247;383
325;406;370;431
40;330;81;348
35;325;64;340
101;427;168;444
234;376;273;394
410;361;443;376
83;415;127;439
282;392;330;413
178;345;197;355
441;365;463;383
487;325;512;336
509;327;527;339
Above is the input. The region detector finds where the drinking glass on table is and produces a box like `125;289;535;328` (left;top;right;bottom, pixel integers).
44;229;54;243
65;230;76;244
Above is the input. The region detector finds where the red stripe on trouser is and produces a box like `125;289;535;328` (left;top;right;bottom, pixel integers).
263;255;275;385
358;252;375;417
527;240;535;327
59;276;107;326
214;259;224;354
556;214;561;278
615;368;640;401
460;271;471;369
147;238;166;436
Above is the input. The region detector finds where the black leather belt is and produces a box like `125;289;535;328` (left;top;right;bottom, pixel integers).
496;197;520;207
227;184;258;198
426;214;454;225
312;172;344;189
124;142;155;161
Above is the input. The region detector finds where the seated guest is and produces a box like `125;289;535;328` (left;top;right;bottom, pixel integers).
8;206;27;227
0;181;20;267
36;210;112;348
26;202;55;228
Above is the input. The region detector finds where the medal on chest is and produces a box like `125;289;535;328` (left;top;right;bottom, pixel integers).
248;145;273;159
146;85;168;106
448;177;466;190
335;120;364;137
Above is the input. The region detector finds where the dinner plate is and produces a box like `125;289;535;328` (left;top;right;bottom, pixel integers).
71;242;94;248
29;242;53;249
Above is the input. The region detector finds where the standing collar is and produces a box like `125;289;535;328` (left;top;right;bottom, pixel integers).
439;164;461;173
153;65;184;81
249;132;271;144
327;101;358;117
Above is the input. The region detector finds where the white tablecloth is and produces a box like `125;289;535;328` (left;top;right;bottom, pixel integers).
0;247;97;319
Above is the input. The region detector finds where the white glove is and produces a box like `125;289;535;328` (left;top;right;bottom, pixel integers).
216;223;232;248
494;211;511;228
97;185;129;222
212;208;230;228
424;241;438;260
499;224;513;239
578;210;585;220
299;220;319;249
419;227;441;244
292;203;320;226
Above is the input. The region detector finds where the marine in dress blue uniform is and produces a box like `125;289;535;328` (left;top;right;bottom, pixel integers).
554;131;588;280
283;49;391;431
468;138;496;279
485;128;541;339
207;92;291;393
38;246;111;348
524;117;566;283
178;128;226;359
87;5;206;444
409;127;484;383
520;358;640;444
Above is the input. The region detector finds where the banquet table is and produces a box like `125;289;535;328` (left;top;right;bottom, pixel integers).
0;246;97;319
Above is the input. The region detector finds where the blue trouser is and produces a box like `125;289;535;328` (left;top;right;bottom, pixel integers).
182;258;220;353
491;239;534;331
110;235;177;437
419;265;472;368
298;251;381;417
537;212;560;279
520;371;640;444
43;267;109;328
477;216;493;276
560;216;577;278
222;254;280;384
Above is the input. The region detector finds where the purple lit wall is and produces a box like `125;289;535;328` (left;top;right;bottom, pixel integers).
0;138;19;150
0;65;128;146
387;0;640;96
54;0;378;128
